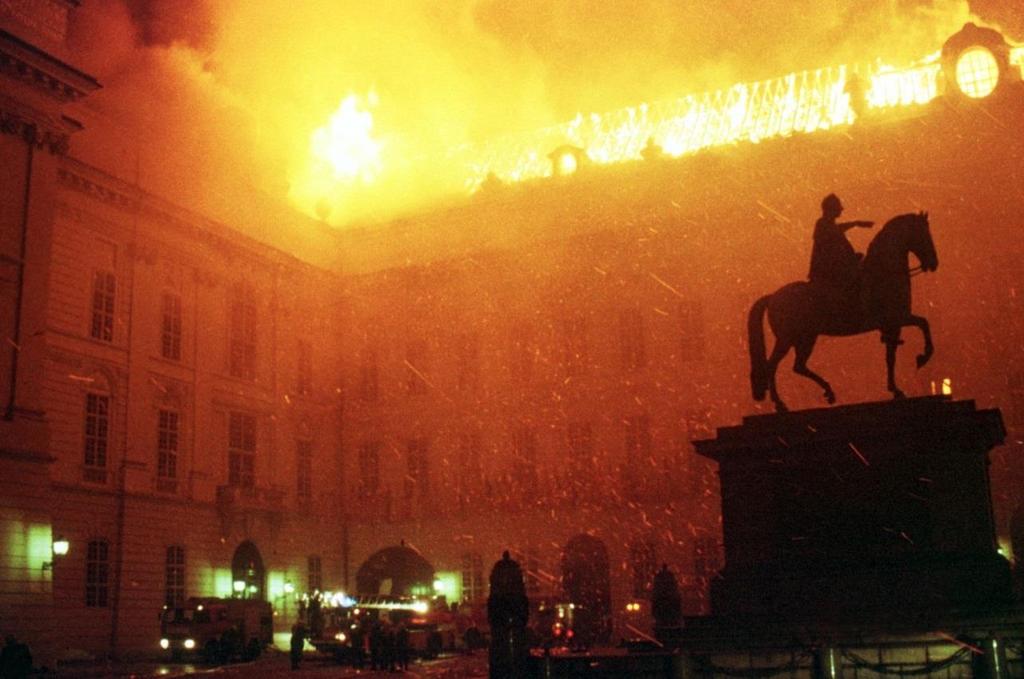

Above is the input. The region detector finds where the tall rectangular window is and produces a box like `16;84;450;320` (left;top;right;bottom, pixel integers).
84;393;109;482
359;346;379;402
161;292;182;361
165;545;185;607
229;284;257;380
90;270;116;342
456;332;480;392
86;539;109;607
228;412;256;489
461;552;484;602
358;441;381;497
297;340;312;395
620;308;646;370
404;438;429;498
157;409;179;480
308;555;322;592
296;439;312;501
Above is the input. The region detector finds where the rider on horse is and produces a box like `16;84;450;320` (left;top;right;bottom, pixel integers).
808;194;874;319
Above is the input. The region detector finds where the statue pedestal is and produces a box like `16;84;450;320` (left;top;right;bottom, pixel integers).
694;396;1012;621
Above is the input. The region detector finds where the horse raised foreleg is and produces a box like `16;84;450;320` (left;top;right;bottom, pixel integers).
883;327;906;399
903;314;933;368
793;335;836;404
766;338;791;412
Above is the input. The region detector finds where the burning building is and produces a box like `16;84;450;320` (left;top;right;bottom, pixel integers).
2;0;1024;666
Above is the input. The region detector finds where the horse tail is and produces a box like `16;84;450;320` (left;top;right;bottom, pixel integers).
748;295;771;401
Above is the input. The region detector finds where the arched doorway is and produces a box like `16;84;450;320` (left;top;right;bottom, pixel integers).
355;544;434;596
562;533;612;644
231;541;265;600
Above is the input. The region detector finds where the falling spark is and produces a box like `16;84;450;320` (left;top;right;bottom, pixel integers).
649;273;684;299
68;374;95;383
848;442;870;466
936;631;984;654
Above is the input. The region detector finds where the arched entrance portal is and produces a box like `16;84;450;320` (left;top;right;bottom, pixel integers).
355;544;434;596
562;534;612;644
231;541;266;600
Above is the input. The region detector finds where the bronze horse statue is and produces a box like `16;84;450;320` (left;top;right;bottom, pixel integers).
748;212;938;412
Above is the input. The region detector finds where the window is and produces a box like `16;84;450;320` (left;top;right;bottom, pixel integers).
620;308;646;370
406;340;428;395
84;393;109;483
86;539;109;607
229;284;257;380
165;546;185;607
157;409;179;480
161;292;182;360
456;332;480;392
404;438;429;499
562;314;589;377
358;442;381;496
90;270;115;342
679;301;705;361
359;345;379;402
629;540;657;598
308;555;322;592
228;412;256;489
297;439;312;501
461;552;484;602
297;340;312;395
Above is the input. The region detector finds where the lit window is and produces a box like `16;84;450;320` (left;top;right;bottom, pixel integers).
461;552;484;602
86;539;109;607
956;47;999;98
90;270;116;342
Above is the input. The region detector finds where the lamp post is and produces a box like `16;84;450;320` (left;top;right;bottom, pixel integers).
43;536;69;572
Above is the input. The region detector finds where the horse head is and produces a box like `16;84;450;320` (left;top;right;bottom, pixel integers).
909;211;938;272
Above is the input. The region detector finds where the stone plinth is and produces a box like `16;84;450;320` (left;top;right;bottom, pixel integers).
694;396;1011;621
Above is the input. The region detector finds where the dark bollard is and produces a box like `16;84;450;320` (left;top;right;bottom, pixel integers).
488;550;531;679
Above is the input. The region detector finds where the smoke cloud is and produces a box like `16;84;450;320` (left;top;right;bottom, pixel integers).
66;1;1021;236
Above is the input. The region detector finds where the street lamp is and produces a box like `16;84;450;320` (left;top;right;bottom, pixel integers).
43;536;69;571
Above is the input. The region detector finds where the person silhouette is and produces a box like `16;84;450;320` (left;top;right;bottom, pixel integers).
808;194;873;308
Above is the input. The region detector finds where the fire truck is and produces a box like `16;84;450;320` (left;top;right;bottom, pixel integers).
159;597;273;663
302;592;461;663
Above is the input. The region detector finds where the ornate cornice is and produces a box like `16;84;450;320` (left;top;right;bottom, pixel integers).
0;29;99;102
0;102;74;154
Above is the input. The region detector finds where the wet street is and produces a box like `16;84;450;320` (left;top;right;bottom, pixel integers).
51;650;488;678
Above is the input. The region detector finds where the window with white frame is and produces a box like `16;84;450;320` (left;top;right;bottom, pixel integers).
228;412;256;489
161;292;182;361
84;393;110;483
229;284;257;380
90;270;115;342
157;409;179;480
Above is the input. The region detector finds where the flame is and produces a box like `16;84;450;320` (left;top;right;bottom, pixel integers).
1012;46;1024;78
461;51;943;191
289;92;382;219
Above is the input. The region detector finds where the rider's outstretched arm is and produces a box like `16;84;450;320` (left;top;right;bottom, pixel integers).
837;220;874;232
